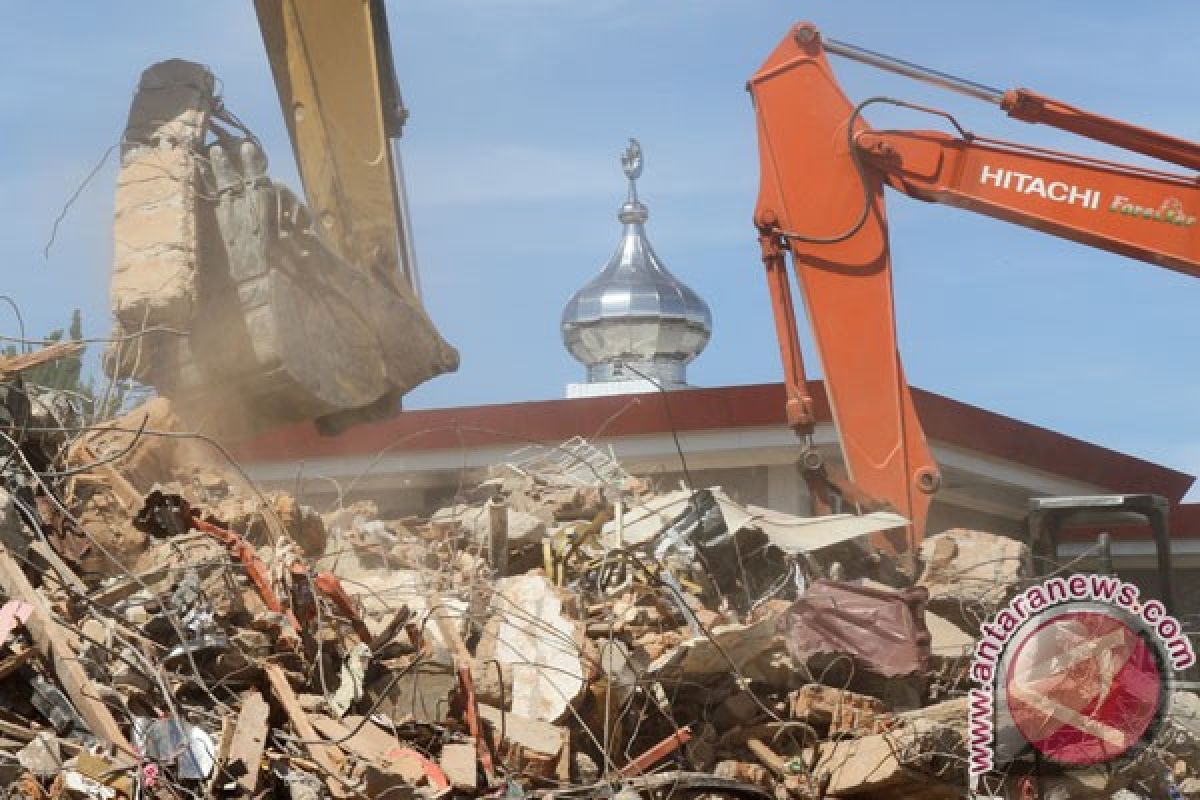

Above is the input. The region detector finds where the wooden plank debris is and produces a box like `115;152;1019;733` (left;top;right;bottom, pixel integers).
0;532;133;756
265;663;348;798
225;690;269;795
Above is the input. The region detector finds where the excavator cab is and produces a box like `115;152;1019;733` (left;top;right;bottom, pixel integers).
105;0;457;438
1026;493;1176;615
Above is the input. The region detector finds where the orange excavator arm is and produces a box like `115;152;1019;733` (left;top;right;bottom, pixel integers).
749;23;1199;556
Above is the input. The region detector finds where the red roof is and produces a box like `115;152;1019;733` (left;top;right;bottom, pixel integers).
240;381;1194;504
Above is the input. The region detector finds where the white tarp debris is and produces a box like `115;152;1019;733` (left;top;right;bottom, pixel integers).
605;487;906;552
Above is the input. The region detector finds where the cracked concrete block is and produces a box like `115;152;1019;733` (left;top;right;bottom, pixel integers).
477;574;586;723
110;60;214;332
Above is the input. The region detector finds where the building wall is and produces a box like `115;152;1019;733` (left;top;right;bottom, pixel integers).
249;423;1182;563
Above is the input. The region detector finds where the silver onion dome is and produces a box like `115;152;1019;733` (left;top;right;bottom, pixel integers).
561;139;711;388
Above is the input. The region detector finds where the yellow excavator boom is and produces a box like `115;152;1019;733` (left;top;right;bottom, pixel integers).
254;0;419;293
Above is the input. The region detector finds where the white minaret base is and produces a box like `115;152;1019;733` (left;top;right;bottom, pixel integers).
566;379;667;398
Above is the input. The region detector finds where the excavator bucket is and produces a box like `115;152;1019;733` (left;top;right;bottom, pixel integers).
105;6;458;440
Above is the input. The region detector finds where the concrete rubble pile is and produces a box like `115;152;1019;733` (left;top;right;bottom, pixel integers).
1;346;1199;799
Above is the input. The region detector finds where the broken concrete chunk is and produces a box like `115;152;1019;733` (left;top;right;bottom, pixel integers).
647;611;782;679
917;528;1032;631
74;397;227;556
439;741;479;791
430;504;546;550
925;608;975;665
371;658;457;724
479;704;568;781
477;574;586;723
109;60;213;335
806;712;966;797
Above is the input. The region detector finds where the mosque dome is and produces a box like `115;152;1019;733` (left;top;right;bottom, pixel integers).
561;139;711;391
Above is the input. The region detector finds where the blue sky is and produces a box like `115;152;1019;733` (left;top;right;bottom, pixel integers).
4;2;1199;483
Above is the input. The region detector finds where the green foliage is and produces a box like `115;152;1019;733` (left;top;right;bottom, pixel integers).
7;309;127;418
